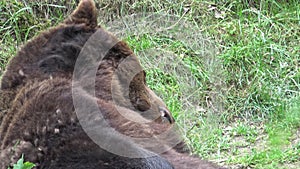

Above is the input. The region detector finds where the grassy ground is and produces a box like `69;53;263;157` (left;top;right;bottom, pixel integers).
1;0;300;168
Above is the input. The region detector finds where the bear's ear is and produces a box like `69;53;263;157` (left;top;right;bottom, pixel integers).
64;0;98;28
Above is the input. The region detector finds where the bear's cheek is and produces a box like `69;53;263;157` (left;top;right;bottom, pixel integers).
136;98;151;111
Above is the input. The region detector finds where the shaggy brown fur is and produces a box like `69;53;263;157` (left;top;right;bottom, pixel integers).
0;0;226;168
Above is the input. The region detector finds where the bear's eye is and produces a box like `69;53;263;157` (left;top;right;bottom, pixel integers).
142;70;147;84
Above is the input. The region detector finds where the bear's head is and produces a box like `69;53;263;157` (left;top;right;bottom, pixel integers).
0;0;174;125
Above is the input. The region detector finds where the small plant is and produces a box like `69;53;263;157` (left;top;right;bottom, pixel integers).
8;155;35;169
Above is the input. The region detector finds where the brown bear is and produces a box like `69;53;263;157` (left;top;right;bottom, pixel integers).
0;0;226;169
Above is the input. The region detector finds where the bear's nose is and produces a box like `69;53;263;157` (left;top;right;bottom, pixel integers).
159;107;175;124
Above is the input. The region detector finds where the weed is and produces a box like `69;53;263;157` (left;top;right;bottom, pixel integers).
8;155;35;169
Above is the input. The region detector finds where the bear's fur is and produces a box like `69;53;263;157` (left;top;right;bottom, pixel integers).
0;0;226;168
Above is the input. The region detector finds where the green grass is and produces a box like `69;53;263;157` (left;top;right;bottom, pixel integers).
1;0;300;168
227;99;300;168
